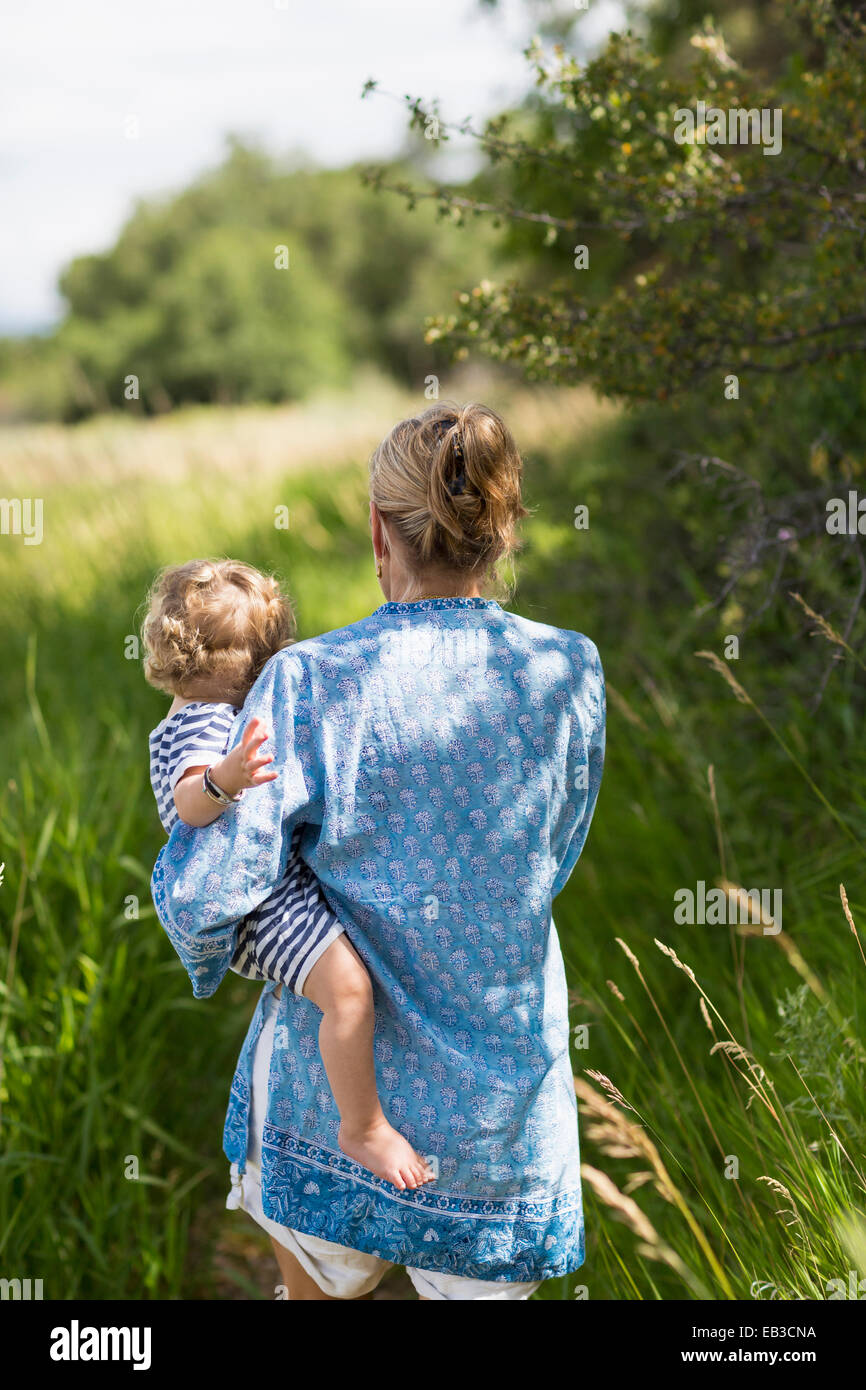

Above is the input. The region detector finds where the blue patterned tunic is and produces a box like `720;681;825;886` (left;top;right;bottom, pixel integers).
150;596;605;1282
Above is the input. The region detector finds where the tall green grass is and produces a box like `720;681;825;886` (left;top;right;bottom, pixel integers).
518;422;866;1301
1;376;864;1299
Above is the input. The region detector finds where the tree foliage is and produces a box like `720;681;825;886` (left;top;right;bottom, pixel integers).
366;0;866;689
0;139;507;420
371;3;866;400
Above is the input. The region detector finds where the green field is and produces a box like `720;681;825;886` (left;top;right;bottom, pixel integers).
1;372;864;1300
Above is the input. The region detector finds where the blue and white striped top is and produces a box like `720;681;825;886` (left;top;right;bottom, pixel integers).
148;702;238;833
148;702;343;994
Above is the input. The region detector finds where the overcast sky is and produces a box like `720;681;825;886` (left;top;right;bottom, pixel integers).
0;0;623;333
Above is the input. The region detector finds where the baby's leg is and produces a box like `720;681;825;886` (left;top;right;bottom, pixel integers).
303;935;434;1191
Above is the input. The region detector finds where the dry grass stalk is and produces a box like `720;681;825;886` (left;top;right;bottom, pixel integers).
605;681;648;731
650;938;783;1126
696;650;860;851
654;938;698;984
615;937;641;971
694;650;752;705
757;1176;801;1230
617;937;732;1155
576;1076;734;1296
579;1165;699;1287
575;1076;678;1204
720;879;829;1003
580;1165;662;1247
789;592;866;675
710;1040;766;1086
718;881;780;934
839;883;866;969
584;1068;634;1114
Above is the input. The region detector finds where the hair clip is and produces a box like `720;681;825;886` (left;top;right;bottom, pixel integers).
449;429;465;493
431;416;456;441
431;416;466;494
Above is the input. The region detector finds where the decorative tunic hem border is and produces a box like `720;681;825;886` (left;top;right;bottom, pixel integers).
224;1074;585;1284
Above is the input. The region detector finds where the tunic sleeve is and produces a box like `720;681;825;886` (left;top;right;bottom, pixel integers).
150;651;320;997
549;634;606;901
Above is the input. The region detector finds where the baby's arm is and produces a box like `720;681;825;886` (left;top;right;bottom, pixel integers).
174;718;276;828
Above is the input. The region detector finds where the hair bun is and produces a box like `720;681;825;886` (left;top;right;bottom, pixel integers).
370;402;528;573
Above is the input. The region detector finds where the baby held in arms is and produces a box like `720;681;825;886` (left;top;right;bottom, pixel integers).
142;558;434;1191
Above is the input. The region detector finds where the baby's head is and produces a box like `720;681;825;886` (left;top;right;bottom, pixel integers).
142;559;295;706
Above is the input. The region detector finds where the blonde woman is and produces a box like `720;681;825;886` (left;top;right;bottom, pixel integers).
152;402;606;1300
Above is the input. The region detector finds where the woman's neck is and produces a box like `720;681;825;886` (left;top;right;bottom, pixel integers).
387;588;483;603
385;572;483;603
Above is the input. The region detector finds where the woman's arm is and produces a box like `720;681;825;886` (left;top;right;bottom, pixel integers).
151;652;320;997
550;634;606;901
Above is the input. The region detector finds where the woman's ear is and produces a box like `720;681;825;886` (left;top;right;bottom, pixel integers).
370;503;387;561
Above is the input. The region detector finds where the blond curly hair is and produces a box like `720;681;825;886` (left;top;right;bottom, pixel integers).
142;559;295;704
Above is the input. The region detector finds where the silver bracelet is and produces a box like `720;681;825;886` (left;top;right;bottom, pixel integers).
202;765;243;806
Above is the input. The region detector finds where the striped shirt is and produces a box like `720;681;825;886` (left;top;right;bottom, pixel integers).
148;702;343;993
149;702;238;834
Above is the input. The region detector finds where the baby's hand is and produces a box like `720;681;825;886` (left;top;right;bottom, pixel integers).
237;717;278;787
211;718;277;797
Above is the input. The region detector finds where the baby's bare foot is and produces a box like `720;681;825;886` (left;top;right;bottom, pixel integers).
338;1119;436;1190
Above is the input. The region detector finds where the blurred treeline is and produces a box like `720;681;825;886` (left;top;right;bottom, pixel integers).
1;0;823;428
0;141;511;422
